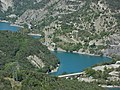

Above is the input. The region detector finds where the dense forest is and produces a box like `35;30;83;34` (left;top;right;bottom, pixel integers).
0;31;104;90
0;31;59;73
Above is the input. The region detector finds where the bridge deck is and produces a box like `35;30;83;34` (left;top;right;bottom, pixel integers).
28;33;42;36
58;72;85;78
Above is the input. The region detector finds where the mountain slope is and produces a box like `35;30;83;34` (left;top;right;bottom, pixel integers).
0;31;104;90
0;31;58;72
0;0;120;55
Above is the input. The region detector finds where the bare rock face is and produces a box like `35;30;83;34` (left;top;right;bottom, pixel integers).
109;34;120;45
16;0;60;24
27;55;45;68
0;0;13;11
16;9;48;24
103;34;120;56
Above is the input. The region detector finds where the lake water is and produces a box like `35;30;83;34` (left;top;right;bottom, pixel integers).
31;36;42;39
0;22;41;38
52;51;111;75
0;22;20;31
0;22;111;76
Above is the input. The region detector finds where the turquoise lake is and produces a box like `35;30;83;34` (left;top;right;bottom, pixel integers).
0;22;111;76
0;22;41;38
52;51;111;75
0;22;20;31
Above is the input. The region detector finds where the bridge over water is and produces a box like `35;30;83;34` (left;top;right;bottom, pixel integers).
58;72;85;78
28;33;42;37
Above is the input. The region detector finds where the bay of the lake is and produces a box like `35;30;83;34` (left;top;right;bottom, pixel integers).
0;22;20;31
52;51;111;75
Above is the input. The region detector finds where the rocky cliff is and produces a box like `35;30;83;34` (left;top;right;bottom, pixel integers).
0;0;13;11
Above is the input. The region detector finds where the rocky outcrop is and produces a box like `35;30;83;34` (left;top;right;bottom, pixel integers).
27;55;45;68
103;34;120;56
109;34;120;45
16;0;61;24
0;0;13;11
16;9;48;24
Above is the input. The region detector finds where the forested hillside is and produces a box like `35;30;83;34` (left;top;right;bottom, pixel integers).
0;31;104;90
0;31;58;72
1;0;119;56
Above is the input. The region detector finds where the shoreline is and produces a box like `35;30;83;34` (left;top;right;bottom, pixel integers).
51;67;58;73
100;85;120;88
50;64;59;73
10;24;23;28
48;47;111;58
72;50;111;58
0;20;9;23
0;20;23;28
73;51;101;57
